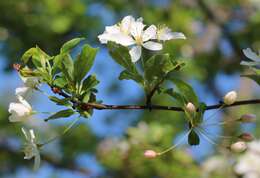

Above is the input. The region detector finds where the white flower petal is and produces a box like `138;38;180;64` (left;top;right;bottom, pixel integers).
142;25;157;42
18;96;32;110
15;87;31;98
113;34;135;46
142;41;163;51
170;32;186;40
105;25;120;34
98;33;135;46
243;48;260;62
121;16;134;34
131;21;145;38
129;46;142;63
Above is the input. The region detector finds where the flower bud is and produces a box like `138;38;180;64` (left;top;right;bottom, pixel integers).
223;91;237;105
238;133;254;142
13;63;21;71
144;150;157;158
238;114;256;123
185;102;196;113
230;141;247;153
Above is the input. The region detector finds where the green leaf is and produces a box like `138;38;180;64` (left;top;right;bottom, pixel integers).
61;54;74;82
48;96;71;106
144;54;185;93
165;89;186;106
53;76;67;88
188;130;200;146
45;109;75;121
60;38;85;54
168;78;199;106
241;74;260;85
119;70;144;84
21;47;37;64
52;54;64;75
74;44;98;83
107;42;143;85
82;75;99;92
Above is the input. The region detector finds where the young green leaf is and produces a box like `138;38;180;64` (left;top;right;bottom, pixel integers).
48;96;71;106
188;130;200;146
21;47;37;64
74;44;98;83
144;54;185;94
61;54;74;82
82;75;99;92
53;76;67;88
60;38;85;54
45;109;75;121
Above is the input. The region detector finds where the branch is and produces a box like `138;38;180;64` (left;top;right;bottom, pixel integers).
80;99;260;112
51;87;260;112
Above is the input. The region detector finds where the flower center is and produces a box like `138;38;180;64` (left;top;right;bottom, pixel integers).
135;36;143;45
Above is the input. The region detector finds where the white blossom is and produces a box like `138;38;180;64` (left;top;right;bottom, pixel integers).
8;96;33;122
98;15;186;63
22;127;41;170
98;15;137;45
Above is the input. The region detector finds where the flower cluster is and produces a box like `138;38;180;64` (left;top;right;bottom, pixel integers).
98;15;186;62
8;75;40;169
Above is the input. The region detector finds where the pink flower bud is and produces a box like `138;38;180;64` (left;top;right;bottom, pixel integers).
185;102;196;113
239;114;256;123
144;150;157;158
238;133;254;142
223;91;237;105
230;141;247;153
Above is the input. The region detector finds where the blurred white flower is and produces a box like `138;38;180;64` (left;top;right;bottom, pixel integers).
16;76;39;98
8;96;33;122
22;127;41;170
201;156;230;177
234;140;260;178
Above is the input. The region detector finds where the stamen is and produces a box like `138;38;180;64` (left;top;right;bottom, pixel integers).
157;129;192;156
